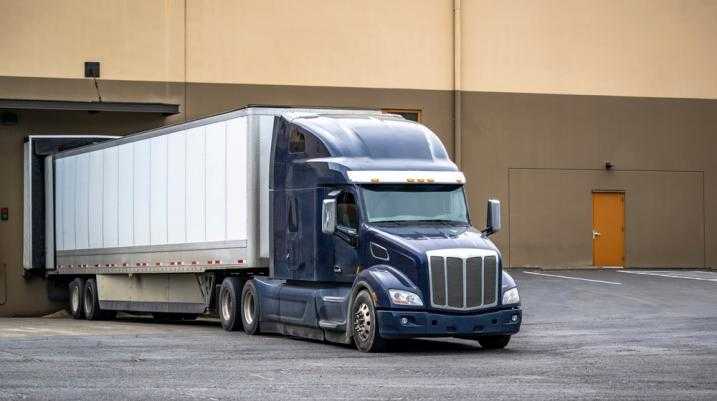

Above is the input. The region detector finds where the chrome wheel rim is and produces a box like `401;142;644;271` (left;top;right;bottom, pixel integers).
220;289;232;322
353;303;371;342
242;290;255;325
71;286;80;312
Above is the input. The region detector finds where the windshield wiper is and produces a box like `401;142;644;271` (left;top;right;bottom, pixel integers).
371;220;405;225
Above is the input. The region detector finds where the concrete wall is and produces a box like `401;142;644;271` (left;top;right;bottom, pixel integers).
461;92;716;268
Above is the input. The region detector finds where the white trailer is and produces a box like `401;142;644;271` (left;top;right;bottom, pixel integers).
38;107;381;317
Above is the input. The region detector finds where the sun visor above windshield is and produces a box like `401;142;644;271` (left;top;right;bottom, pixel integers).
347;170;466;184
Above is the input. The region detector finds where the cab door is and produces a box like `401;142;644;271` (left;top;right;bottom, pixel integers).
332;190;361;283
286;193;302;276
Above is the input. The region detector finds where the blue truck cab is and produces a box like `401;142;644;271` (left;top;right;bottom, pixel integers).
229;111;521;352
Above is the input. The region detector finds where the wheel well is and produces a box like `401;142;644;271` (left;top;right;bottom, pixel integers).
211;272;262;313
347;281;376;324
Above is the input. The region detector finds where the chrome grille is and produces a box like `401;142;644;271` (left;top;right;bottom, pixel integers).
427;249;499;311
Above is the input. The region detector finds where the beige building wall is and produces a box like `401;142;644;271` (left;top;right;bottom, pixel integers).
457;0;717;268
0;0;454;90
1;0;716;315
0;0;185;82
461;0;717;99
187;0;453;89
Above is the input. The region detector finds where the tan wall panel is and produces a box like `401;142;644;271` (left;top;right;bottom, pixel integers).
462;0;717;99
187;0;453;89
461;91;717;268
0;0;185;81
0;76;187;106
509;169;704;268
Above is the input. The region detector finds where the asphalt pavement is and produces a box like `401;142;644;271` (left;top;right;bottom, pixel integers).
1;269;715;400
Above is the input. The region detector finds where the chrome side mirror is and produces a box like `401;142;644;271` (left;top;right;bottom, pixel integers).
321;198;337;234
483;199;501;236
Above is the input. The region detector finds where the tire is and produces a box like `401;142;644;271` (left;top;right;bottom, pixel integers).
219;277;243;331
83;278;114;320
240;280;261;335
68;278;85;319
351;290;387;353
477;335;511;349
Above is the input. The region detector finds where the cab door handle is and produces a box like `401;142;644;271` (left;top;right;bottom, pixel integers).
592;230;602;239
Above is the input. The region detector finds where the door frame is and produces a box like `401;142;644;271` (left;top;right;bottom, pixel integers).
591;190;626;267
332;187;362;282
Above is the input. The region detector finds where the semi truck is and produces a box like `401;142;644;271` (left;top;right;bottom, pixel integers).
24;106;521;352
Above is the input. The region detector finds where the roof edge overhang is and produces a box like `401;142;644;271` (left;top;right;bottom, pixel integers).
0;98;180;115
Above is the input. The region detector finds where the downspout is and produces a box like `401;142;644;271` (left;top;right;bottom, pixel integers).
453;0;462;168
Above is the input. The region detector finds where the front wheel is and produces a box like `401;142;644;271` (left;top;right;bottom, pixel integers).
477;335;511;349
351;290;387;352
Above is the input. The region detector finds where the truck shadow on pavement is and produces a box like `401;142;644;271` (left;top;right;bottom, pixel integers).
111;316;523;355
284;334;524;354
383;338;498;354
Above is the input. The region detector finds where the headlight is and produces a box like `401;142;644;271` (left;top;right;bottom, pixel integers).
388;289;423;306
502;287;520;305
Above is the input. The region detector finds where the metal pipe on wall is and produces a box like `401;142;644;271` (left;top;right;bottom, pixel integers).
453;0;462;168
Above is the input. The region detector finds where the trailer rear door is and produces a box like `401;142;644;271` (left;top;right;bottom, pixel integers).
23;135;119;272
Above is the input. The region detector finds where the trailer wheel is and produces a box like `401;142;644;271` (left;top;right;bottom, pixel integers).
351;290;387;353
219;277;243;331
68;278;85;319
83;278;115;320
477;335;511;349
240;280;261;335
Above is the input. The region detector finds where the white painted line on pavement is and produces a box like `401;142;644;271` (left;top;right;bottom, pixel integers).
618;270;717;282
522;271;622;285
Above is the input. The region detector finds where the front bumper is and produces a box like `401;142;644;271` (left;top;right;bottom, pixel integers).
377;307;522;339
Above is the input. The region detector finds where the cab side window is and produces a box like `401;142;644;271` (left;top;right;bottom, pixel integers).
336;191;358;230
288;129;305;154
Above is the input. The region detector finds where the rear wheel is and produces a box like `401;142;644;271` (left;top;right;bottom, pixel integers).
218;277;243;331
351;290;387;352
240;280;261;335
83;278;115;320
68;278;85;319
477;335;511;349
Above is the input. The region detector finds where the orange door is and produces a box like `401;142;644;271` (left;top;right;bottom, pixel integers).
592;192;625;266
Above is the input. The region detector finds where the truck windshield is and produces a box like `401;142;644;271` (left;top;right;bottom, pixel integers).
361;184;469;224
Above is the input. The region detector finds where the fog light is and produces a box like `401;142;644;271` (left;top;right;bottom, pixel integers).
400;317;409;325
511;314;518;322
